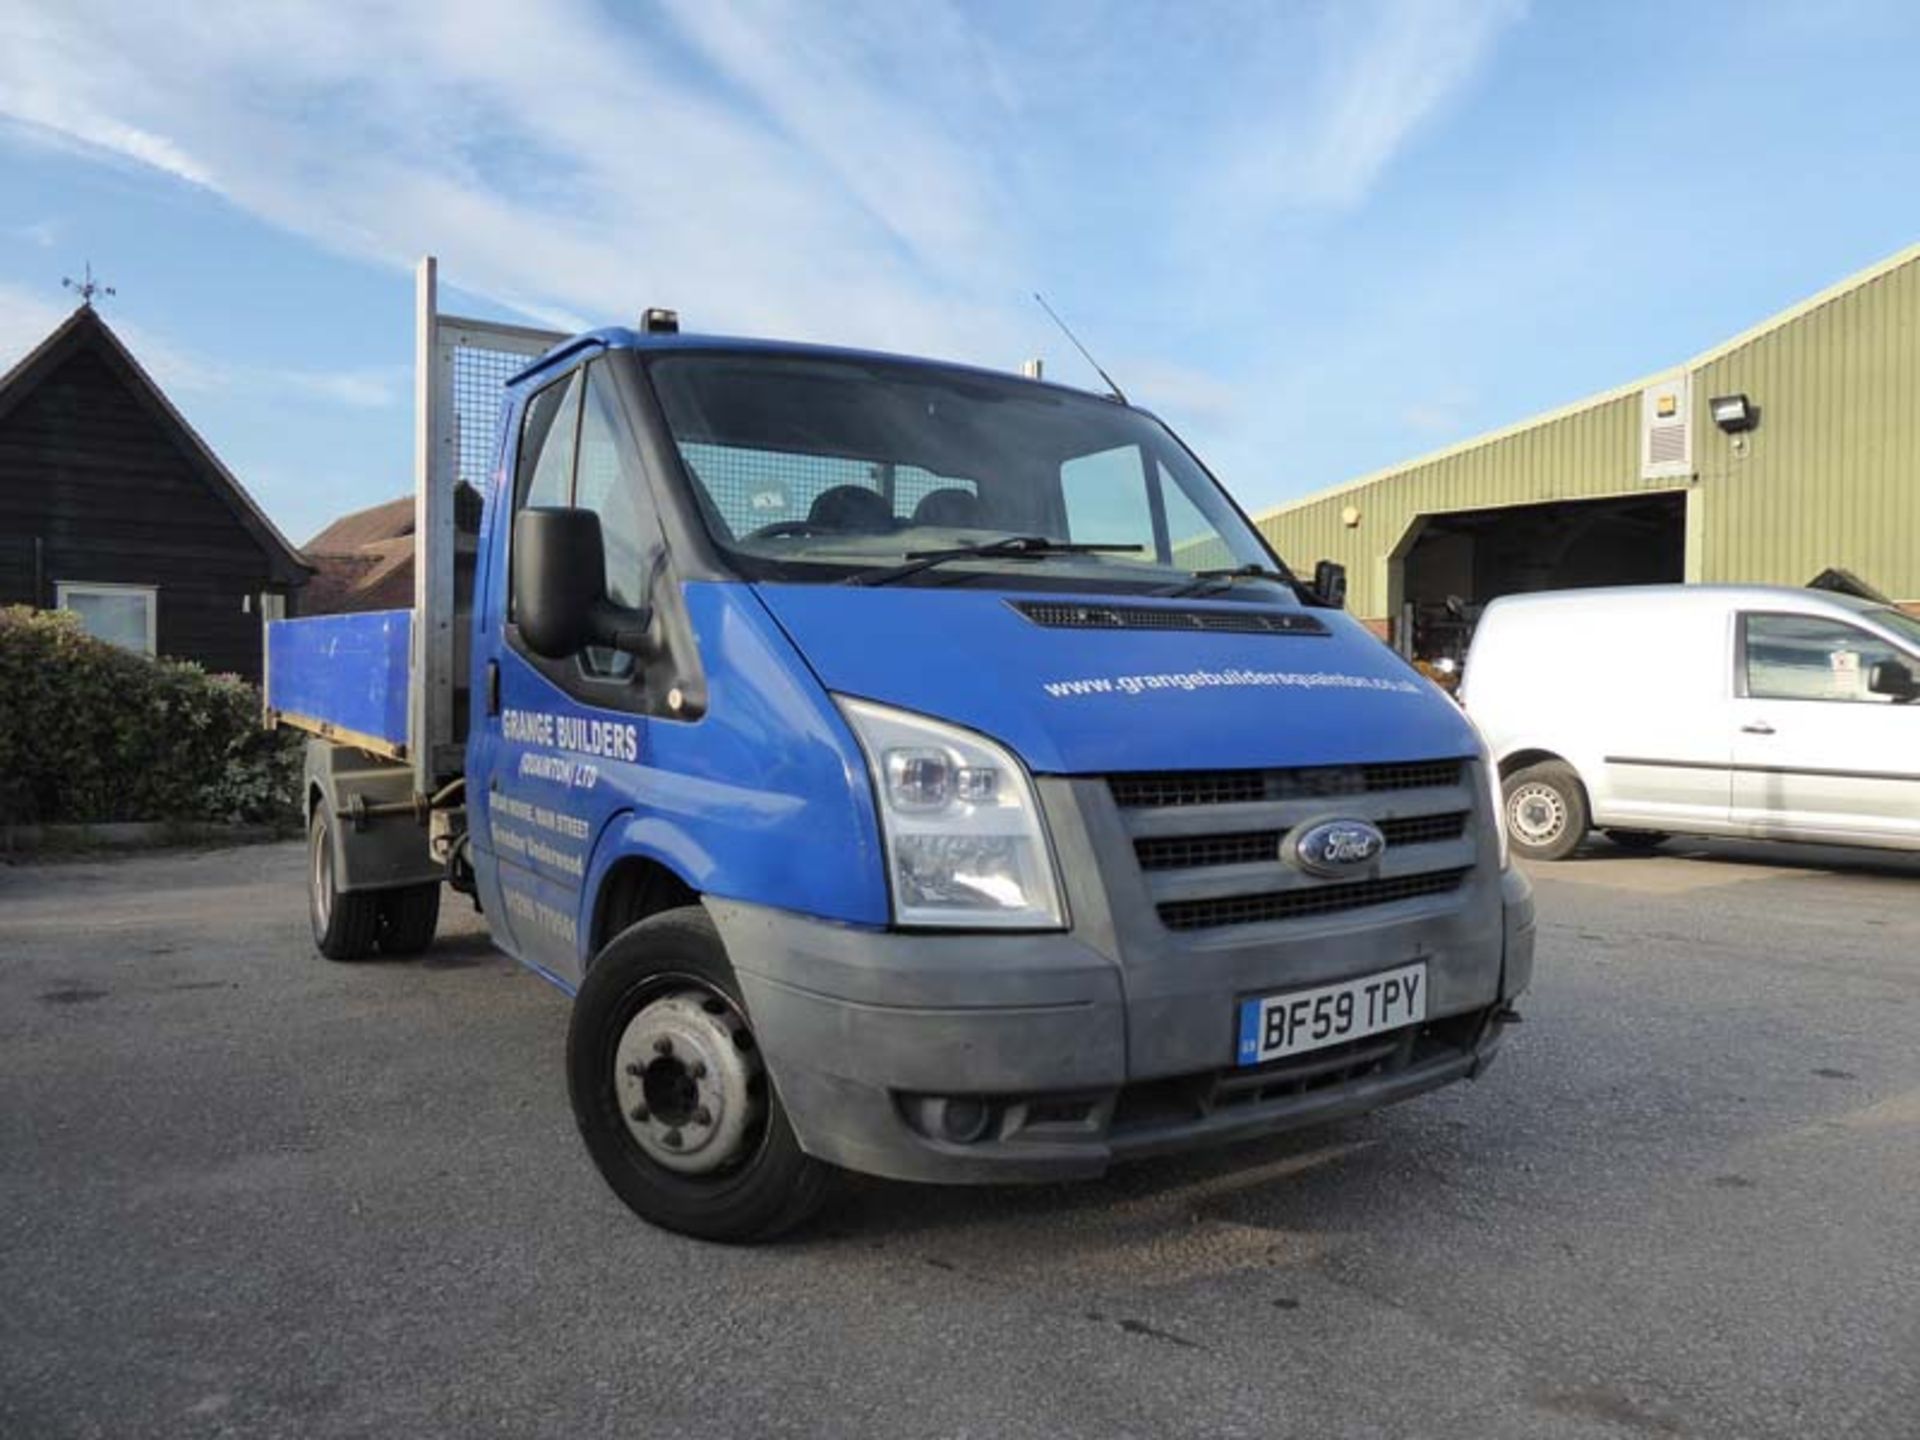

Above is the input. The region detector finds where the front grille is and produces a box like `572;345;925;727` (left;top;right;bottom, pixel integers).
1010;600;1327;636
1133;811;1469;872
1109;759;1462;810
1156;869;1470;932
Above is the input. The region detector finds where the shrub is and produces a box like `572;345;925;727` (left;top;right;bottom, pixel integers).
0;607;302;827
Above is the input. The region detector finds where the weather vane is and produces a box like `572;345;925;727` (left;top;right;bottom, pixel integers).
62;262;116;307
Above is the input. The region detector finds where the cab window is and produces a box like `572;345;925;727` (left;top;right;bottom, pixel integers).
508;359;662;690
1742;614;1911;703
517;371;582;510
574;364;652;678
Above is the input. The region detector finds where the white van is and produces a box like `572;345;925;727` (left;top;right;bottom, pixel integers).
1462;584;1920;860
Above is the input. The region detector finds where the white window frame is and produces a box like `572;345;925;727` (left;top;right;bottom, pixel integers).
55;581;159;657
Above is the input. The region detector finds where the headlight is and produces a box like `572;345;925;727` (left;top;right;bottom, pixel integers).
837;696;1066;929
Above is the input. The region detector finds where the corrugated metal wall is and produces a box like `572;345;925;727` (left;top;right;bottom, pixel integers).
1692;257;1920;593
1255;248;1920;619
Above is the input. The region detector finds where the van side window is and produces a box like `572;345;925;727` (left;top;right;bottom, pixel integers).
574;362;654;679
1060;445;1157;561
1743;614;1908;704
516;370;583;511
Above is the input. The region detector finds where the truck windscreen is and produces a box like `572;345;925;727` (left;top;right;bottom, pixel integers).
647;352;1285;593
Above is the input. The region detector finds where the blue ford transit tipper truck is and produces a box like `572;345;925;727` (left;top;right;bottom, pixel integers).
265;259;1533;1241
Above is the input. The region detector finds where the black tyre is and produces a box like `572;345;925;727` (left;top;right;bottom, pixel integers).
567;906;833;1243
377;883;441;955
1604;829;1670;853
1502;760;1590;862
308;806;380;960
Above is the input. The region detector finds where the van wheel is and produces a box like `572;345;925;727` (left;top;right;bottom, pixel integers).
567;906;834;1243
309;807;380;960
1604;829;1670;853
1503;761;1588;861
377;883;441;955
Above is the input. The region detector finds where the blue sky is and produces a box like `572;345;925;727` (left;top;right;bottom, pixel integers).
3;0;1919;547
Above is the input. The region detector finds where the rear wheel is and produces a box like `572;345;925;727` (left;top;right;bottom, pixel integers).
1503;760;1589;862
1604;828;1670;853
308;807;380;960
567;906;833;1243
377;883;441;955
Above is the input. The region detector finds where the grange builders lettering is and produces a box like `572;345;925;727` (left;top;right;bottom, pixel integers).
501;707;639;763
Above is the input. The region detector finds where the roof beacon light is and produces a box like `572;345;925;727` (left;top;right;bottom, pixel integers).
641;307;680;335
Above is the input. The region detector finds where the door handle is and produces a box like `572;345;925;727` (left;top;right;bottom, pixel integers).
485;660;501;717
1740;721;1775;735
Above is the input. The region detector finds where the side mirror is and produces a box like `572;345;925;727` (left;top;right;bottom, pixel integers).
1312;559;1348;610
512;507;653;659
1868;658;1917;701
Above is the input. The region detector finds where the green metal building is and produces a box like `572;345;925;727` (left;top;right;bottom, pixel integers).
1252;242;1920;656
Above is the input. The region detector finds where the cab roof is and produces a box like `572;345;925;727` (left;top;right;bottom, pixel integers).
507;327;1123;410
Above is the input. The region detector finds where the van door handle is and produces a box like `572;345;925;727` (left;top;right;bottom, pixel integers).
485;660;500;717
1741;721;1775;735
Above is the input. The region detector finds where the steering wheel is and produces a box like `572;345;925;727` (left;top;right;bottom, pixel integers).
745;519;828;541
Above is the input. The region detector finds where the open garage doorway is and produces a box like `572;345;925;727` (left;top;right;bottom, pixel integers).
1395;491;1687;664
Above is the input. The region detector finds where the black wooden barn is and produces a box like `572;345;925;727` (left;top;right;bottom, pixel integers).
0;304;310;681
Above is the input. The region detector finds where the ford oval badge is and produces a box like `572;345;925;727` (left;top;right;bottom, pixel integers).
1286;819;1387;878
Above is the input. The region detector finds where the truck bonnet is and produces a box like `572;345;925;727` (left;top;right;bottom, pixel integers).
751;584;1479;775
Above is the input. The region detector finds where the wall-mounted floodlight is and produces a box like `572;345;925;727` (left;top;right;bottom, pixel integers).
1709;393;1756;433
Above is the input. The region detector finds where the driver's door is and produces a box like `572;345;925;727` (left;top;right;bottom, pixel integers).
479;357;665;984
1729;611;1920;844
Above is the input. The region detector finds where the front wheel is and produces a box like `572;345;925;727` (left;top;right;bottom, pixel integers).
1502;760;1590;862
566;906;833;1243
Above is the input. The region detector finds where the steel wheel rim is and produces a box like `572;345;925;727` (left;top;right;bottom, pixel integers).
1506;783;1567;846
613;980;767;1177
312;823;333;930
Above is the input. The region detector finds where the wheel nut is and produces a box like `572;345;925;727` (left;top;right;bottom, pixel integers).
653;1037;674;1057
625;1062;644;1078
692;1106;712;1126
629;1105;650;1123
689;1061;707;1080
663;1129;683;1148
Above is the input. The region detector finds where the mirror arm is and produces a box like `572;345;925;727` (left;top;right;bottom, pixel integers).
587;600;657;657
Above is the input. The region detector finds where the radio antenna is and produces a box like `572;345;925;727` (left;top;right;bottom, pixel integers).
1033;292;1128;406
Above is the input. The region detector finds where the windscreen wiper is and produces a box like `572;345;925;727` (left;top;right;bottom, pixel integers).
844;535;1143;587
1162;563;1305;600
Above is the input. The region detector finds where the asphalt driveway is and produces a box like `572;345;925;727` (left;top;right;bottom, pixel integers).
2;838;1916;1438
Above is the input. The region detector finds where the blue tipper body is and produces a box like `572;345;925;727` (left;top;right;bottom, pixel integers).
266;610;412;749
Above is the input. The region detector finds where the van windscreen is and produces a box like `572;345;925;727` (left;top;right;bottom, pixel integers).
647;352;1282;593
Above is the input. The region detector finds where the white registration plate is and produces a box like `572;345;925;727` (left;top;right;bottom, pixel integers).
1235;962;1427;1066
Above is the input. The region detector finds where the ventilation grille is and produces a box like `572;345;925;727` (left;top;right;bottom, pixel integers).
1109;760;1463;810
1641;374;1693;479
1157;869;1470;932
1010;601;1327;636
1133;811;1469;872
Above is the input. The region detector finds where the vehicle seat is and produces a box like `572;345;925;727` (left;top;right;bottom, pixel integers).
807;485;894;532
911;488;982;528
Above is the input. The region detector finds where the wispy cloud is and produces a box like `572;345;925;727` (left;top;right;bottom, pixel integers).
1259;0;1526;210
0;281;402;409
0;2;1514;358
0;0;1526;520
8;218;60;250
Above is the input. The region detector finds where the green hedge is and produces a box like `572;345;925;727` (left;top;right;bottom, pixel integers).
0;606;302;827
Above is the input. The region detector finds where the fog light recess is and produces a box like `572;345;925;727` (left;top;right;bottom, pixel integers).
903;1094;997;1145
